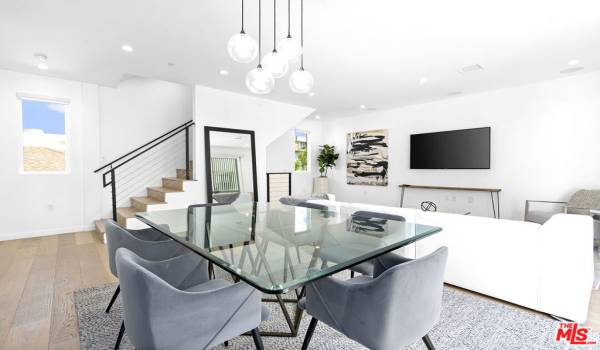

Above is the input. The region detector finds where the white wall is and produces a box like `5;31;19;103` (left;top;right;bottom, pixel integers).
0;69;101;240
99;76;192;162
0;70;194;240
266;118;324;196
193;85;314;202
324;72;600;220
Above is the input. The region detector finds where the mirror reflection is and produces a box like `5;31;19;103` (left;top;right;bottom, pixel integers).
205;128;257;204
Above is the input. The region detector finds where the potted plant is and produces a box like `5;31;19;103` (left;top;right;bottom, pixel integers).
314;144;339;193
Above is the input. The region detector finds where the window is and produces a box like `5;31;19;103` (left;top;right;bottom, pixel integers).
294;129;309;172
211;157;240;193
19;96;69;173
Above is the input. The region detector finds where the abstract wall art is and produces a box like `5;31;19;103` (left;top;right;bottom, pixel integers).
346;129;389;186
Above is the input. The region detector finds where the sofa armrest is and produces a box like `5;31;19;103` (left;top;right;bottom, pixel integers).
537;214;593;322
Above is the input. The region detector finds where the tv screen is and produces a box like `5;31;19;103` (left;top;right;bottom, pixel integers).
410;127;490;169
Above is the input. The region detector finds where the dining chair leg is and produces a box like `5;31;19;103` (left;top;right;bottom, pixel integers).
422;334;435;350
224;340;229;347
301;317;319;350
350;271;355;278
105;285;120;313
114;320;125;349
250;328;264;350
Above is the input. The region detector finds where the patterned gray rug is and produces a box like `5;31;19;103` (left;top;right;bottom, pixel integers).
74;282;598;350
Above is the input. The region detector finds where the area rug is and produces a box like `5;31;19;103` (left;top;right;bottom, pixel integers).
75;282;599;350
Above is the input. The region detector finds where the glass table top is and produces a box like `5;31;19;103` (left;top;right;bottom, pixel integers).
136;202;442;294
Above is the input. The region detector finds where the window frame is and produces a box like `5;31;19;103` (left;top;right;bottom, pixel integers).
293;129;310;173
16;93;71;175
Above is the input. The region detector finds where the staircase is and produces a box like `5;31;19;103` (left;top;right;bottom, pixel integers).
93;120;197;242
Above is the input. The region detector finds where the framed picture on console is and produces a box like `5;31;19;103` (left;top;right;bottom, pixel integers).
346;129;389;186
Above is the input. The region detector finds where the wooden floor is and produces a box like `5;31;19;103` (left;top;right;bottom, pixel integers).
0;232;116;350
0;231;599;349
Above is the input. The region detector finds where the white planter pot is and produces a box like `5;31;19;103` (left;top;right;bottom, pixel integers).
313;176;329;194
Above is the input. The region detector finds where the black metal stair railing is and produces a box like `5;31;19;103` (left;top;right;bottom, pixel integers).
94;120;195;221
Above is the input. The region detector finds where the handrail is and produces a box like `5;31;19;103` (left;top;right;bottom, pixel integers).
93;119;195;173
96;119;195;221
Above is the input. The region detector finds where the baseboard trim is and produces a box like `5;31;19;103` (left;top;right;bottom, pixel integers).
0;225;95;241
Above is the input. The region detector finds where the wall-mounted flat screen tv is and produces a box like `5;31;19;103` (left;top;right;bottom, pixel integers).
410;127;491;169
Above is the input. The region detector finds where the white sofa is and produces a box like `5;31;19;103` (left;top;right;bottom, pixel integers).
309;199;594;323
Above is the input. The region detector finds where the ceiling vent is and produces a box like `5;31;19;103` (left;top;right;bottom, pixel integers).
560;67;584;74
459;64;484;74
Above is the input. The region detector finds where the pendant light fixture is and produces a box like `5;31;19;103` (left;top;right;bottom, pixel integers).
228;0;259;63
262;0;289;78
246;0;275;94
278;0;302;62
289;0;314;93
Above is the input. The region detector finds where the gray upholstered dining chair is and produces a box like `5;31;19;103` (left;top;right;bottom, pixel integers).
115;247;268;350
300;247;448;350
326;211;407;277
105;219;189;314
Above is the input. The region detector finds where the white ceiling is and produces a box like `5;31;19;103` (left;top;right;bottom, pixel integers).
1;0;599;118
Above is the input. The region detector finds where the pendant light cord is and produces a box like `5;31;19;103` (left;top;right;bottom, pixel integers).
287;0;291;38
300;0;304;69
273;0;277;52
241;0;245;33
258;0;262;67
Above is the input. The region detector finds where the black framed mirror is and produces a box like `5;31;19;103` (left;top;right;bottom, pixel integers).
204;126;258;204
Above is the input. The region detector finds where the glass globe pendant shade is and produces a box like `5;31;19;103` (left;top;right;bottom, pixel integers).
246;66;275;94
289;69;314;93
277;36;302;62
262;51;289;78
227;32;258;63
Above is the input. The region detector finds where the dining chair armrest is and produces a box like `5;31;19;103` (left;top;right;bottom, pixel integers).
305;275;371;331
372;253;413;278
169;282;262;348
130;250;209;290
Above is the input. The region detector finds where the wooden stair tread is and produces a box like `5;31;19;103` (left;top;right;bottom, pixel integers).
147;186;182;193
94;219;106;233
162;177;194;182
117;207;141;218
131;196;166;205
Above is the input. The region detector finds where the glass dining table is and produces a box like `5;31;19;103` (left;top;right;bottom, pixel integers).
136;201;442;337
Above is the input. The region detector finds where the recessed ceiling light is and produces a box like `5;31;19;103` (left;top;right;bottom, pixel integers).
447;91;462;96
560;67;584;74
315;115;321;119
121;44;134;52
568;59;580;66
359;104;367;110
459;64;484;74
167;62;176;67
34;53;48;70
219;69;229;76
419;77;429;84
308;92;315;97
